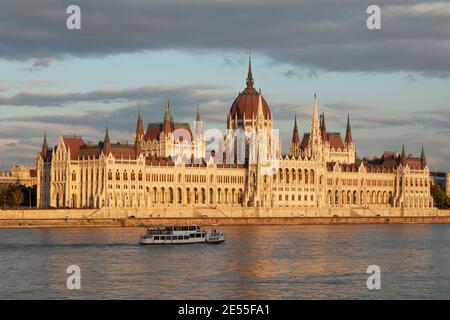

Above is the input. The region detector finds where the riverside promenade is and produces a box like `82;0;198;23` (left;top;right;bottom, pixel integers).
0;207;449;227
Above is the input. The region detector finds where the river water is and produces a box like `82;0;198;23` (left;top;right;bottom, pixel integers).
0;225;449;299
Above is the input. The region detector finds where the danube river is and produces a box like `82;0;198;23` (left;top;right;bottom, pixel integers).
0;225;449;299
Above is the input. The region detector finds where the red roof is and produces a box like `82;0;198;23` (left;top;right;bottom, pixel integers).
62;137;85;160
327;133;345;149
229;87;271;121
145;124;162;141
78;146;101;158
144;123;192;141
110;144;136;159
145;157;174;166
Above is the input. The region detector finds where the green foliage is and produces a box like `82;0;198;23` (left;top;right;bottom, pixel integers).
430;183;450;209
9;189;24;207
0;185;36;208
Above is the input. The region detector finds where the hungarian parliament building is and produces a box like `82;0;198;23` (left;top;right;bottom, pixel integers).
36;59;433;211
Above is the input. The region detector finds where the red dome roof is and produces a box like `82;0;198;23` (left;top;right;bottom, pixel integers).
228;58;271;120
229;88;271;120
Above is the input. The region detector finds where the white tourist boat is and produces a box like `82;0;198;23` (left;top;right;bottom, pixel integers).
139;225;225;245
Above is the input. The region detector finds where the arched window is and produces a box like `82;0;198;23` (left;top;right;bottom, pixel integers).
116;171;120;180
71;171;76;181
108;170;112;180
209;188;214;204
169;188;174;204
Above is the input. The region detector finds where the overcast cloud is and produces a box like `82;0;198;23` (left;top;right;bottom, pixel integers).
0;0;449;170
1;0;450;76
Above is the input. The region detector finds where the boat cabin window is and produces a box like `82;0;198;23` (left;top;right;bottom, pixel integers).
189;226;196;231
154;236;159;240
184;236;189;240
178;236;183;240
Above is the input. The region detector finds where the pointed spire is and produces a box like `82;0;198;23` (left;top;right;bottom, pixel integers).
163;100;172;134
164;100;169;119
135;104;145;141
400;144;406;165
41;132;48;158
196;104;201;122
291;113;300;145
42;132;48;150
103;127;111;155
104;126;110;143
169;101;174;126
257;92;264;120
345;113;353;145
194;104;203;137
246;53;254;89
420;145;427;168
321;112;327;143
313;93;319;123
311;93;320;135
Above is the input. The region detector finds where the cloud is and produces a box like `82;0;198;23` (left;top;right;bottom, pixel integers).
386;2;450;17
0;83;237;170
1;0;450;76
0;79;9;92
284;67;318;79
22;79;63;88
22;57;55;71
0;84;229;107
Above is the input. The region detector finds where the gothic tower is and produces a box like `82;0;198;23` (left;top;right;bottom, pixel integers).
308;94;323;161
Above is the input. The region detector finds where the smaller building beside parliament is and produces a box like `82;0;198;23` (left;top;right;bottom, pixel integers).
36;59;434;214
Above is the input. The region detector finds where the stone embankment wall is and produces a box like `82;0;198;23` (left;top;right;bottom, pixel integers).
0;207;449;227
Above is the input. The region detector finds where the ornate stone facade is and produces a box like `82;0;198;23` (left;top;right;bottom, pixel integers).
0;165;36;187
36;60;433;210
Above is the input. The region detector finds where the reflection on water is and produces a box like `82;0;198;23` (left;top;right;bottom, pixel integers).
0;225;449;299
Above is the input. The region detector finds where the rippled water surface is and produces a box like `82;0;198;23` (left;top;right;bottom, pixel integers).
0;225;449;299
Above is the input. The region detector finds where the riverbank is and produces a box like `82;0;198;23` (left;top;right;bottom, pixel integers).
1;207;449;227
2;215;450;228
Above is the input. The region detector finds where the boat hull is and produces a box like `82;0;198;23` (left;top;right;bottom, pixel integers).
140;237;207;245
139;225;225;245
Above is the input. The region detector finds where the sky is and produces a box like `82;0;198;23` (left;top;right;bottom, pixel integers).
0;0;449;171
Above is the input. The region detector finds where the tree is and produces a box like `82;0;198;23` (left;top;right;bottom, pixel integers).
0;187;7;208
0;185;36;209
430;183;450;209
8;188;24;208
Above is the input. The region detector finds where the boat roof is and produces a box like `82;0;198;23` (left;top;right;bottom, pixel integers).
144;225;201;228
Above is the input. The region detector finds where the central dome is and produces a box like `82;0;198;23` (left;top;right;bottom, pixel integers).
229;58;271;121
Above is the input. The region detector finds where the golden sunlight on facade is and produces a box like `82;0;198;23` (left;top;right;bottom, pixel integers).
36;59;433;213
